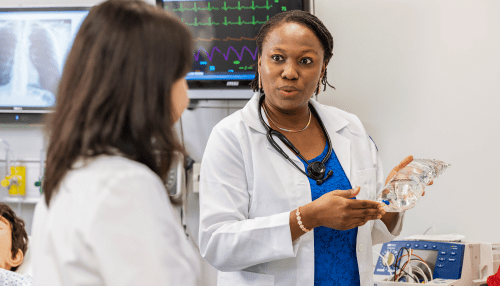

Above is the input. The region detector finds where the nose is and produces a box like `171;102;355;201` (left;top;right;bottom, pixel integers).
281;61;299;80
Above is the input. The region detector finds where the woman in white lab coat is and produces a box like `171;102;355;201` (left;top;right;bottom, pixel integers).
31;1;199;285
199;10;413;286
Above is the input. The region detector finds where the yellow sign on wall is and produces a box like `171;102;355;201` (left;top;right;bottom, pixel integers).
0;166;26;196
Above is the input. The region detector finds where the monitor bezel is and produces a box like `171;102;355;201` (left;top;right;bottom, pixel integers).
157;0;311;91
0;6;91;116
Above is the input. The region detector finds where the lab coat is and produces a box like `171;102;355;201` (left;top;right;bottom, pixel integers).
199;92;403;286
31;155;200;286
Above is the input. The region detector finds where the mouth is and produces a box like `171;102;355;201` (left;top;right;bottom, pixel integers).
278;86;300;95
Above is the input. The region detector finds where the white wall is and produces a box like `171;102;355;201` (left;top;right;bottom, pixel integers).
316;0;500;246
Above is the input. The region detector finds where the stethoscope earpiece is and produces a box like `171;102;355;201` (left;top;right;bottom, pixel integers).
258;95;334;185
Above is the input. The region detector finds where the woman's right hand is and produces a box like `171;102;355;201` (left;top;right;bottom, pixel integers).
307;186;385;230
290;186;385;241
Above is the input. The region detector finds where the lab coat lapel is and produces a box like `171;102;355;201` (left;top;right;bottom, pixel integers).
310;100;352;181
329;127;351;181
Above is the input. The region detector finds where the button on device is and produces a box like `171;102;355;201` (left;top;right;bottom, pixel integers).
439;258;445;261
432;245;437;249
414;244;419;248
358;244;364;252
440;251;447;255
449;258;456;262
406;243;411;248
451;252;457;256
437;264;444;268
423;244;428;248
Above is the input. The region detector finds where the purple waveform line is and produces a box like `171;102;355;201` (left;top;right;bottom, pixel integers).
194;46;258;61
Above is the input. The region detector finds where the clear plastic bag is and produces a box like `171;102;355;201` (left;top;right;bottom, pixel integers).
376;159;450;212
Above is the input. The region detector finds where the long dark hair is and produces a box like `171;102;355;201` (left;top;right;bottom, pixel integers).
250;10;334;93
43;0;192;206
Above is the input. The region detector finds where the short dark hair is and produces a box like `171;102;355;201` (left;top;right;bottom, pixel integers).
0;203;28;272
250;10;334;93
43;0;192;206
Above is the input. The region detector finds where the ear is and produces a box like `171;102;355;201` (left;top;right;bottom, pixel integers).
320;59;328;79
258;55;262;72
6;249;23;269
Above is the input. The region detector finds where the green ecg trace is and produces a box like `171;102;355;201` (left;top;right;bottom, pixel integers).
221;0;273;11
166;2;219;12
182;15;270;26
238;66;254;70
223;15;270;25
182;17;220;26
166;1;273;12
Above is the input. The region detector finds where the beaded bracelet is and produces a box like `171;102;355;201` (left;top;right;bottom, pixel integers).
296;206;312;233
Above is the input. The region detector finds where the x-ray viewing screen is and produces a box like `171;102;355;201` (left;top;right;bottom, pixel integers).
162;0;308;89
0;8;89;110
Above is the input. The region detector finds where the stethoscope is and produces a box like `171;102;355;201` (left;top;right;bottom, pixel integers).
258;94;334;185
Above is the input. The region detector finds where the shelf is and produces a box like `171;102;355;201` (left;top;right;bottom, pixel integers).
0;197;41;204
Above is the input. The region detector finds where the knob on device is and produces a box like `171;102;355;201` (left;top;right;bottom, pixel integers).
383;252;395;267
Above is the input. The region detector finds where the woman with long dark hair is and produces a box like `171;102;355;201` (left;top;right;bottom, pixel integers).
31;1;199;284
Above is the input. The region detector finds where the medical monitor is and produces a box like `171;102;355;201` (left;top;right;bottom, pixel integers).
159;0;310;99
0;7;89;122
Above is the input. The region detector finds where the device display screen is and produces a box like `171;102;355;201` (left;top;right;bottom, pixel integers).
162;0;306;87
0;9;88;109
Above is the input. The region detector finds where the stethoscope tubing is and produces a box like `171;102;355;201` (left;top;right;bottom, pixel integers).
257;94;333;185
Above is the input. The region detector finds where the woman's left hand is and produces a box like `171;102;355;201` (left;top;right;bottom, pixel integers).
384;155;432;196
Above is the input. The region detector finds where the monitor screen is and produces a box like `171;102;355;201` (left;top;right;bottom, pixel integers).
0;8;89;112
161;0;309;92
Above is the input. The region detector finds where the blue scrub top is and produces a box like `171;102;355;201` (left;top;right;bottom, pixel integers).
298;143;361;286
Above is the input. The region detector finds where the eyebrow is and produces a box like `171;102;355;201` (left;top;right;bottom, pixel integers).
271;47;319;55
0;217;9;227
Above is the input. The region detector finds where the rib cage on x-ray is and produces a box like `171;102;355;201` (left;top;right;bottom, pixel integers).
0;19;71;107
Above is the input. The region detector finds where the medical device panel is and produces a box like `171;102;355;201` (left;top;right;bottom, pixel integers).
375;240;465;280
374;240;499;285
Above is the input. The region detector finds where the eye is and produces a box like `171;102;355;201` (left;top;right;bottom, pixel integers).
300;58;313;65
271;54;284;61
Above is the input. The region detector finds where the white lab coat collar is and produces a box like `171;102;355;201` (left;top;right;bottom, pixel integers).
241;92;358;180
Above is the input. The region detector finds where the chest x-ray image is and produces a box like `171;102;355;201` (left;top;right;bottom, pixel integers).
0;19;71;107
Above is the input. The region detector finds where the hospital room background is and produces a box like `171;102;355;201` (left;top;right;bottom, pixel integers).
0;0;499;285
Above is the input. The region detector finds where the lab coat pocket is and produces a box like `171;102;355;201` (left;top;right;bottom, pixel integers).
217;270;275;286
355;168;377;200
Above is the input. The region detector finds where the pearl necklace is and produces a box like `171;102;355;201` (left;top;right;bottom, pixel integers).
262;105;312;133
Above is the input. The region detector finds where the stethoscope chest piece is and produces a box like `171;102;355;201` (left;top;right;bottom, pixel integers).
307;161;326;180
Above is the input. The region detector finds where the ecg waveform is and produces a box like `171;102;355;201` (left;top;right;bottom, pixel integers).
182;15;270;26
164;0;302;75
165;0;274;12
193;36;257;42
194;46;259;61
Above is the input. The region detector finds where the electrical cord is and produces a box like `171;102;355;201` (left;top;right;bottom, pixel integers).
423;226;436;235
411;263;429;283
391;247;433;283
373;251;394;277
393;247;410;281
